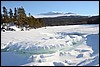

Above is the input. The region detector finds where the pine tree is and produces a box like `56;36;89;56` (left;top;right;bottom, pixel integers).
9;9;13;18
17;7;27;27
2;6;9;23
29;13;31;17
29;16;36;28
9;8;13;22
35;18;42;28
3;6;7;18
14;8;17;21
38;18;45;27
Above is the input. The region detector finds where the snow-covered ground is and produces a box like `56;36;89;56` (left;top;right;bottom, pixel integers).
1;24;99;66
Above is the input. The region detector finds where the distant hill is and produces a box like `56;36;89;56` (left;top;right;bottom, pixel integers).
37;15;99;26
34;12;99;26
87;16;99;24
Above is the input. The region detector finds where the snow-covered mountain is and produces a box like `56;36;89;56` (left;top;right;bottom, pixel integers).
38;11;76;15
33;12;79;18
38;11;64;15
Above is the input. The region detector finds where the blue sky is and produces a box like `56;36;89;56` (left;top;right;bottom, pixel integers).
1;1;99;16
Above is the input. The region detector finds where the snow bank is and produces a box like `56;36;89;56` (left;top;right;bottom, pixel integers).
9;26;21;31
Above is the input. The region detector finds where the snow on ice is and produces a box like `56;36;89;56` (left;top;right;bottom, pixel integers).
1;24;99;66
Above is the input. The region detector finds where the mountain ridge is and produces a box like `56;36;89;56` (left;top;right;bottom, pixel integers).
34;12;79;18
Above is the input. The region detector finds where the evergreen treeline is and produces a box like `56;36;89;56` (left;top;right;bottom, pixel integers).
1;6;45;30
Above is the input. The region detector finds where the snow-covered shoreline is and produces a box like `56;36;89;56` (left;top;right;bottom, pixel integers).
1;24;99;66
